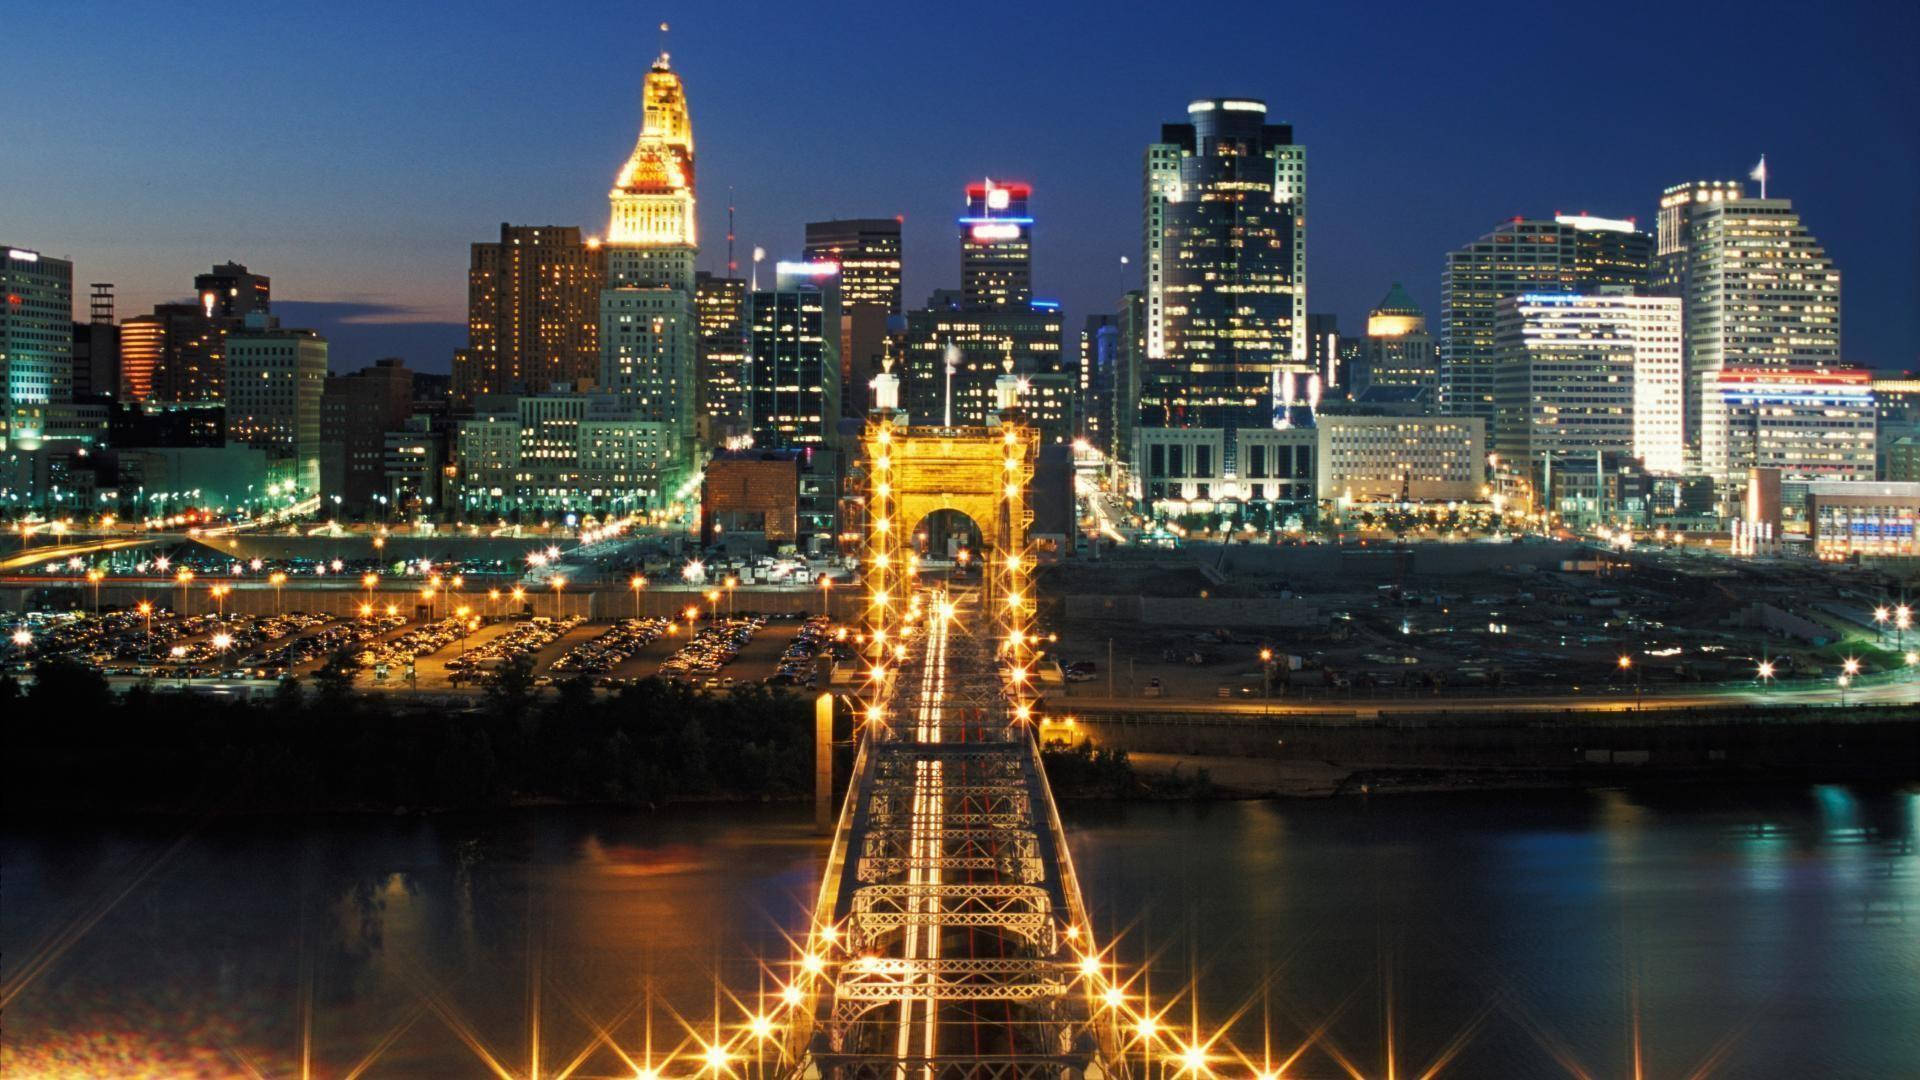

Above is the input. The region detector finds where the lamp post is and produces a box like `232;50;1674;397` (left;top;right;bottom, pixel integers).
724;575;737;620
551;576;566;618
819;575;832;620
457;606;473;660
86;567;104;615
138;600;153;657
1619;654;1640;710
1757;658;1775;692
363;572;378;614
1898;606;1911;655
268;571;286;615
630;574;647;619
684;605;700;636
175;567;194;615
511;585;526;615
210;583;229;619
1841;657;1860;707
1874;605;1890;643
421;585;436;622
212;631;232;675
487;587;500;620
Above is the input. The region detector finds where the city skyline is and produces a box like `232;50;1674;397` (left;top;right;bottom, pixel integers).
5;1;1916;374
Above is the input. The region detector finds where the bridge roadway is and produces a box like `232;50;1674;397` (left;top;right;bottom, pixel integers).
802;586;1112;1080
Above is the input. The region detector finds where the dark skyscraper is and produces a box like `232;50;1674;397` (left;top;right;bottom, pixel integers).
805;218;902;417
959;180;1032;312
192;262;271;320
1138;98;1306;472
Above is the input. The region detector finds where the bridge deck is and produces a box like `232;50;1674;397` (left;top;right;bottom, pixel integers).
806;587;1105;1080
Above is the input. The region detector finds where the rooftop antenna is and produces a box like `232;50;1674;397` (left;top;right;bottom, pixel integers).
727;190;737;276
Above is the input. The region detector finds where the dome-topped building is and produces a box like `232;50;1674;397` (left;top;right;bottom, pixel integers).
1366;281;1426;338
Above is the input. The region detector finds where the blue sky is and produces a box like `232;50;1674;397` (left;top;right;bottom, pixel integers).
4;0;1915;373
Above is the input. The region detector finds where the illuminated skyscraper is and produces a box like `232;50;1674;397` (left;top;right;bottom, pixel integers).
1653;182;1840;461
226;316;328;494
600;50;699;470
805;218;902;414
1138;97;1307;470
748;262;841;451
695;272;749;442
1;244;72;448
1441;215;1653;435
959;181;1032;312
455;224;605;405
1493;293;1684;479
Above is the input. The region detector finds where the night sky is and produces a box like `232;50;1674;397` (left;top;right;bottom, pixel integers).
4;0;1916;373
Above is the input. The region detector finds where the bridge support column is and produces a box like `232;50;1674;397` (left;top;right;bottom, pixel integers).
815;692;834;834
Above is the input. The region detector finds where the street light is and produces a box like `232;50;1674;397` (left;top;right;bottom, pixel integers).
706;589;721;624
630;574;647;619
724;575;737;619
1619;654;1641;710
175;567;194;614
363;572;378;612
1757;659;1776;689
819;575;832;619
269;571;287;614
86;567;105;615
210;583;230;618
137;600;153;656
551;575;566;617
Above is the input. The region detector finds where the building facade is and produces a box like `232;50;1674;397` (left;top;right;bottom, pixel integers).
1317;415;1487;504
1;245;73;448
224;317;328;495
1140;97;1307;456
748;266;842;451
455;224;604;404
1492;293;1684;477
805;218;902;413
320;358;415;513
1659;188;1842;460
1700;367;1874;497
959;181;1032;312
694;272;749;443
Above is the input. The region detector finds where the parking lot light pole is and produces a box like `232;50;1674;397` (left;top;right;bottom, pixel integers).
631;575;647;619
138;600;153;656
269;571;286;615
1619;654;1640;710
725;575;737;620
87;568;105;614
175;568;194;616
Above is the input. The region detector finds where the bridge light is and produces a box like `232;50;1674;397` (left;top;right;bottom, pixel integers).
818;923;839;944
703;1044;730;1072
781;984;804;1006
802;953;825;975
1004;484;1019;497
1179;1046;1209;1075
1077;954;1101;976
748;1014;773;1039
869;665;887;682
1104;987;1125;1009
1136;1018;1158;1038
865;705;883;722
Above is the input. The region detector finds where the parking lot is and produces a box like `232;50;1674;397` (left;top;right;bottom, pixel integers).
5;607;839;695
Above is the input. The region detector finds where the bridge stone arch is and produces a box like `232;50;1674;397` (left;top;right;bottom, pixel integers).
860;419;1038;714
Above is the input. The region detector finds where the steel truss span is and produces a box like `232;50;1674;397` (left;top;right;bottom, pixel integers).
772;415;1135;1080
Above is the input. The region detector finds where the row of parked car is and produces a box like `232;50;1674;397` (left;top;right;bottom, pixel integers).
765;615;836;688
358;616;476;670
446;615;584;684
551;617;668;677
660;617;762;683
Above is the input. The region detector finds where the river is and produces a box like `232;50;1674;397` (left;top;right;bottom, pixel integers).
3;785;1915;1078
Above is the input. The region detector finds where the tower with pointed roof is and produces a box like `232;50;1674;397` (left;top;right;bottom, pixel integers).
599;43;701;494
1354;282;1439;405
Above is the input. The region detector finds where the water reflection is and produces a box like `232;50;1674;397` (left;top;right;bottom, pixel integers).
2;787;1915;1077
